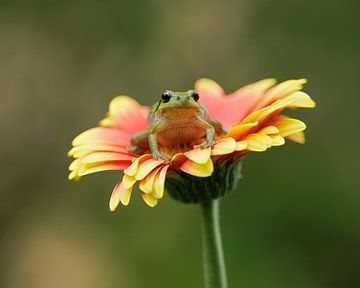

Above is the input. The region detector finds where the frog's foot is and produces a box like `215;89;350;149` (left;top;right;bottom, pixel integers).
127;146;138;153
152;151;171;164
194;139;216;150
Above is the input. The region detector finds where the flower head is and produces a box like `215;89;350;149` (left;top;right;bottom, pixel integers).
68;78;315;211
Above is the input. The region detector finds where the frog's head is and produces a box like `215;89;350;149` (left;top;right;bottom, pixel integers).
157;90;200;110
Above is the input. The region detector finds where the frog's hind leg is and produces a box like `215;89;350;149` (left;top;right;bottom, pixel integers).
210;119;228;135
128;130;150;153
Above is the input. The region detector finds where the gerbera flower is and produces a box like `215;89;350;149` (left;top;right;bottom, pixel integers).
68;78;315;211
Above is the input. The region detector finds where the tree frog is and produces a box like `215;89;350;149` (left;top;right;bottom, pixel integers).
129;90;224;162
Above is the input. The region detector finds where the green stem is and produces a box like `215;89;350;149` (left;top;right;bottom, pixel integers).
201;199;228;288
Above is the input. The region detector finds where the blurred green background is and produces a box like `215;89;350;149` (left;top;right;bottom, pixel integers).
1;0;359;287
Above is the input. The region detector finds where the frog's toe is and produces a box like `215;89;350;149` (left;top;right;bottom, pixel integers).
195;140;216;149
152;151;171;163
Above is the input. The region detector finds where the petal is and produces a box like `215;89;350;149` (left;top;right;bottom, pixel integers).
179;157;213;177
270;135;286;146
153;165;169;199
211;137;237;155
141;192;158;207
109;180;123;211
286;91;316;108
109;180;134;211
134;159;165;180
100;96;149;135
227;122;258;141
285;131;305;144
76;161;131;177
184;147;211;164
139;166;162;194
72;127;131;147
245;134;272;152
271;117;306;137
224;78;277;125
195;78;225;99
123;174;137;189
68;144;136;158
259;126;279;135
235;141;248;151
251;79;307;111
80;152;134;164
124;154;152;176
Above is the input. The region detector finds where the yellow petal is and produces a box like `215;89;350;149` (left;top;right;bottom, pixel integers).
235;141;248;151
184;147;211;164
286;91;316;108
270;135;285;146
68;171;78;180
259;126;279;135
134;159;164;180
109;180;124;211
180;158;213;177
139;167;161;194
141;192;158;207
286;131;305;144
124;154;152;176
211;137;237;155
123;174;136;189
245;134;272;152
227;122;258;140
274;118;306;137
153;165;169;199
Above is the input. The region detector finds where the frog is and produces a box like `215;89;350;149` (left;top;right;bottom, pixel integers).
128;90;224;162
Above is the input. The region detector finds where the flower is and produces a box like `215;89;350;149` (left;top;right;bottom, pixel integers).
68;78;315;211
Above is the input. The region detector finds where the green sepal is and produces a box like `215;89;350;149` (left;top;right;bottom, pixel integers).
165;159;242;203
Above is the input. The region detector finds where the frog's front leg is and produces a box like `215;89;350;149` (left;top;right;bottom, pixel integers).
148;121;171;163
128;130;150;153
194;116;216;149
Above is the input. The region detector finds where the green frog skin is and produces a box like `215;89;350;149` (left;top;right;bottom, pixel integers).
129;90;224;162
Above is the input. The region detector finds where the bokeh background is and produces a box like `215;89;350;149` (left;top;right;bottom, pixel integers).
1;0;359;287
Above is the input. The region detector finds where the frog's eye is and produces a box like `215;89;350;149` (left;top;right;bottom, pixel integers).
161;91;172;103
192;91;200;102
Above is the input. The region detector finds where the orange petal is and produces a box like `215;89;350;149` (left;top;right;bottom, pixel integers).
224;78;277;125
68;144;136;158
124;154;152;176
109;180;123;211
211;137;237;155
134;159;165;180
141;192;158;207
184;147;211;164
77;161;131;177
109;180;133;211
80;152;134;164
100;96;149;135
179;158;213;177
195;78;224;99
72;127;131;147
